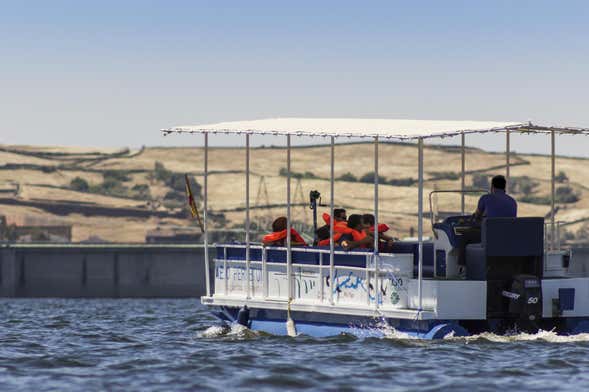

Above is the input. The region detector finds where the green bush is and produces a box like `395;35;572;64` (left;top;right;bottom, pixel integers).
388;177;416;187
278;167;311;180
154;161;172;182
167;173;187;192
183;175;202;198
359;172;386;184
555;170;569;183
70;177;89;192
164;190;185;202
151;162;202;198
103;170;131;182
429;171;460;181
556;186;579;203
520;195;551;205
93;179;128;197
471;174;489;189
337;172;357;182
510;176;538;195
131;184;151;199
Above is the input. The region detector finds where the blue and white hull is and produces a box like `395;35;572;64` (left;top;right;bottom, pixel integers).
206;217;589;340
208;303;469;339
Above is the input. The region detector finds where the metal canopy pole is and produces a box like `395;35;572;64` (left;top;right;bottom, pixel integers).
551;129;556;250
417;138;424;311
506;130;511;192
286;135;292;300
460;132;465;215
329;136;335;305
203;133;210;297
373;136;379;309
245;134;251;298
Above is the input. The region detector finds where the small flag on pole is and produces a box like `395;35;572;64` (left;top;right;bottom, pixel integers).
185;174;204;232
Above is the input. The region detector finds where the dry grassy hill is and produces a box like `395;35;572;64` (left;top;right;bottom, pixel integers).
1;142;588;243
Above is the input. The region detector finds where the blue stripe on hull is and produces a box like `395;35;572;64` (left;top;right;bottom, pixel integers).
250;319;467;339
211;306;469;340
250;320;386;338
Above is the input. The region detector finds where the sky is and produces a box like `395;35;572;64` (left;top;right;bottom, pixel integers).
1;1;589;154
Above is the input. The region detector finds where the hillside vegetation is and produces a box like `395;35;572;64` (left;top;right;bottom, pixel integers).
1;142;588;243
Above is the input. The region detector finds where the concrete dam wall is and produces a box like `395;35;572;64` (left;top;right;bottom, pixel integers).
0;244;208;298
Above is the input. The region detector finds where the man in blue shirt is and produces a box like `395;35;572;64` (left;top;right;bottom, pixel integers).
458;175;517;268
474;175;517;219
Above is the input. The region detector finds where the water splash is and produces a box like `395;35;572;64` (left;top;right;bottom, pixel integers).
374;316;418;340
381;327;418;340
198;323;258;339
463;329;589;344
198;325;231;338
199;322;589;343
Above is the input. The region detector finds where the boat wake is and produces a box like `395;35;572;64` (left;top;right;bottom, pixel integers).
462;329;589;344
380;327;589;343
198;324;263;339
197;322;589;343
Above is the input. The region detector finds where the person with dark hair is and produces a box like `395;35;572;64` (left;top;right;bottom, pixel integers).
262;216;307;246
322;208;347;229
337;214;374;250
474;175;517;219
334;208;346;221
362;214;394;251
315;225;331;246
317;209;348;247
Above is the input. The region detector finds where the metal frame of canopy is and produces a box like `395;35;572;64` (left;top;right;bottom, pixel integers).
162;119;589;311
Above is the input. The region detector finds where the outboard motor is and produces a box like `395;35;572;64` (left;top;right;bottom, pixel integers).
503;274;542;321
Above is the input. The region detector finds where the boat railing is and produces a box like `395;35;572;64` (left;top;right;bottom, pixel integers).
545;221;566;251
211;243;411;309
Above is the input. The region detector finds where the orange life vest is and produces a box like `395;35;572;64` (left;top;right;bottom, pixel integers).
322;213;348;233
369;224;390;233
317;228;366;247
262;228;307;246
318;232;343;247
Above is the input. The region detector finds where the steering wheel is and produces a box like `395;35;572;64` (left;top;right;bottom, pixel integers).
467;213;482;227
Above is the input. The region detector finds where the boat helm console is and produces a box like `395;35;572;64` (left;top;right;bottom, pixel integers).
432;214;481;278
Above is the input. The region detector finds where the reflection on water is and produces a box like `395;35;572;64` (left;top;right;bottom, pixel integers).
0;298;588;391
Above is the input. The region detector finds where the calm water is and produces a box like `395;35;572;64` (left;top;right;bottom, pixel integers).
0;299;588;391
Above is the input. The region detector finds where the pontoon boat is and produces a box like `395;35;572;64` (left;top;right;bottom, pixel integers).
163;118;589;339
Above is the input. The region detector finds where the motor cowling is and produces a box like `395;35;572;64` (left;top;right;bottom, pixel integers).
503;274;542;321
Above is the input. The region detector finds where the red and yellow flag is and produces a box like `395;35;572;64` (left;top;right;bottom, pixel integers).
185;174;204;232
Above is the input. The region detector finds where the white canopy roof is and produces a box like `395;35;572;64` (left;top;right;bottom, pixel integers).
162;118;589;140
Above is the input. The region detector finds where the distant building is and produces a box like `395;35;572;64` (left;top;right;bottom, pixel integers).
13;225;72;242
0;215;72;242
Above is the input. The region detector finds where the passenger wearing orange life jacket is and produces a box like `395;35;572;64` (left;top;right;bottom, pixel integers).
316;224;349;247
322;208;348;233
262;217;307;246
362;213;394;252
316;225;332;247
318;208;347;247
337;214;374;250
